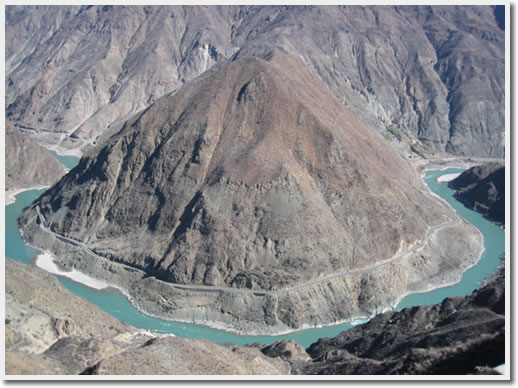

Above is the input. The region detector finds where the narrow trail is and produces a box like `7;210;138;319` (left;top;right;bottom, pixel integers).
34;172;463;297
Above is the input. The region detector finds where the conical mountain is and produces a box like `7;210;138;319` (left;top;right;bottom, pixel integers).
21;49;482;333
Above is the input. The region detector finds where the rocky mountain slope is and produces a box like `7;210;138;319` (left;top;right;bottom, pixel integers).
5;257;504;375
287;266;505;375
20;49;483;334
5;120;66;201
449;163;505;225
4;258;290;375
6;5;504;157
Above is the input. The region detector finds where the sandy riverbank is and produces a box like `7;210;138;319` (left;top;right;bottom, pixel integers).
413;155;504;175
436;172;461;182
44;145;83;158
5;186;50;206
35;252;112;291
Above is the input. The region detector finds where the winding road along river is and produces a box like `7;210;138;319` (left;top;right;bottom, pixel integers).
5;156;505;348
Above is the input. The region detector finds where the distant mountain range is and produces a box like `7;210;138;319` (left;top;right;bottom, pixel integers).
6;5;504;157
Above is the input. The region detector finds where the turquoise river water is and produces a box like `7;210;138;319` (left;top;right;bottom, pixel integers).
5;155;504;348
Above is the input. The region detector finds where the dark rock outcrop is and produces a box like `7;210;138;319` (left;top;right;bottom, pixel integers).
449;163;505;225
287;267;505;375
6;5;504;157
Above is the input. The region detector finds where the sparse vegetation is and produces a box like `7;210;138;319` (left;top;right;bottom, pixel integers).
382;131;394;141
411;143;434;158
5;318;11;324
386;124;404;141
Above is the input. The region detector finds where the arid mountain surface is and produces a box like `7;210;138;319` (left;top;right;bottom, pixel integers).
20;50;483;334
6;5;504;157
449;163;505;225
5;120;66;197
28;50;441;288
6;4;505;374
5;257;504;375
292;266;505;375
4;258;290;375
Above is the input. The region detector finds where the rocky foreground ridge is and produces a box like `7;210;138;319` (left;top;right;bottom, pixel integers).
19;50;483;334
293;266;505;374
4;259;290;375
5;258;504;375
449;163;505;225
6;5;504;157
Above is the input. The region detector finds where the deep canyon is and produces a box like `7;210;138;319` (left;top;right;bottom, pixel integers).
5;5;506;376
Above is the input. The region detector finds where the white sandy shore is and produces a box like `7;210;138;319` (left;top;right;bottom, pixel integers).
44;145;83;158
436;172;461;182
35;252;111;290
5;186;50;206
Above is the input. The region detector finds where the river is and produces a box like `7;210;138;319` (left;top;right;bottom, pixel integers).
5;155;504;348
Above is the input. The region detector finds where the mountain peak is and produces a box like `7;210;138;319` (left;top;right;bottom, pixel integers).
20;50;483;332
30;50;437;287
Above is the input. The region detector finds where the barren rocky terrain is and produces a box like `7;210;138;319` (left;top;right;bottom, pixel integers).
6;5;504;157
5;5;505;375
4;258;290;375
5;120;66;203
19;49;483;334
5;257;504;375
290;265;505;375
449;163;505;225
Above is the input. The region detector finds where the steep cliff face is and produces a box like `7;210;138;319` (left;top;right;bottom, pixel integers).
233;5;505;157
6;5;504;157
5;120;66;195
449;163;505;224
20;50;483;333
5;5;238;152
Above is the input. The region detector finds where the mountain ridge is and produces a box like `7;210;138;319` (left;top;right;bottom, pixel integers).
5;120;67;202
6;5;504;157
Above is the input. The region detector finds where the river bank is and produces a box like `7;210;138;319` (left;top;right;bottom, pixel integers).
35;252;111;290
14;164;487;339
5;142;503;344
436;173;461;182
45;146;83;159
5;255;505;376
395;166;504;311
5;185;49;206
